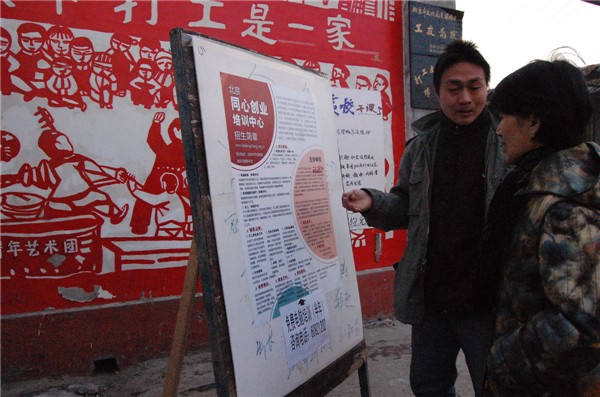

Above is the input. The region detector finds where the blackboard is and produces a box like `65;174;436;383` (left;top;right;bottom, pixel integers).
408;1;463;109
169;28;368;397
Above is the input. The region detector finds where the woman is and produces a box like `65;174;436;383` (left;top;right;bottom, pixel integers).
482;60;600;396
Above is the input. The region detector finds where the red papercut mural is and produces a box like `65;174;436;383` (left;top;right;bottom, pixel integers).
129;112;189;235
1;0;405;315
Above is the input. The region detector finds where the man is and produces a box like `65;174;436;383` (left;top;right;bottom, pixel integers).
342;40;506;397
70;36;94;97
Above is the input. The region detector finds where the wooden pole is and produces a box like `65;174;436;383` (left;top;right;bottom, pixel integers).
162;241;199;397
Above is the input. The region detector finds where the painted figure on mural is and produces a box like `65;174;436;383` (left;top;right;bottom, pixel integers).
14;22;50;97
355;75;372;90
36;129;128;223
127;171;191;238
46;56;87;111
302;59;321;72
1;27;30;96
106;33;137;98
43;25;74;64
1;27;18;95
7;21;182;112
1;107;128;224
130;59;160;109
373;73;392;121
70;37;95;97
153;50;175;109
138;38;160;63
331;63;350;88
1;130;21;163
129;112;188;235
89;52;117;109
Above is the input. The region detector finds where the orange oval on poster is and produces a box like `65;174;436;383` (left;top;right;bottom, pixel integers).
292;147;337;261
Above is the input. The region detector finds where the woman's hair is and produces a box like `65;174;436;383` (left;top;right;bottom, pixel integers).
490;60;592;150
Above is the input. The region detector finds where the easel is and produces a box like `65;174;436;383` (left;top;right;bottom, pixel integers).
162;28;370;397
162;240;199;397
162;242;370;397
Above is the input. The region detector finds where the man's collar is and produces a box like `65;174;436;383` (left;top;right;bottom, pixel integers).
441;108;491;135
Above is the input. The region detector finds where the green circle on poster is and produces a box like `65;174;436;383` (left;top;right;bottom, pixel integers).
272;284;310;319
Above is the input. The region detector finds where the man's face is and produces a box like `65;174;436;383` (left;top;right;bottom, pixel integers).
437;62;488;125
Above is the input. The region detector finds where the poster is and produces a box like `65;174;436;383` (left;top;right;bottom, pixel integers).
280;292;330;368
188;34;364;396
221;73;340;326
332;87;386;231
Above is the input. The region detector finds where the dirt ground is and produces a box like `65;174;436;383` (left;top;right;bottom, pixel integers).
1;319;474;397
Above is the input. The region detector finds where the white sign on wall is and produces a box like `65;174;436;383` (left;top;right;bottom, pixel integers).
333;87;386;231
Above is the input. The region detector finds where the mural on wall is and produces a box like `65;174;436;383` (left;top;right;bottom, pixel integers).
0;0;405;315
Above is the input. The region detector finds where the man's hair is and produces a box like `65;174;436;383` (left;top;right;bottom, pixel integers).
490;60;592;151
433;40;491;92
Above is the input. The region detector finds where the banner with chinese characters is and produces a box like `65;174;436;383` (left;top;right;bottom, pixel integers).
408;1;463;109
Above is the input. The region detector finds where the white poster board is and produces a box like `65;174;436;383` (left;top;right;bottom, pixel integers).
188;34;364;396
332;87;386;231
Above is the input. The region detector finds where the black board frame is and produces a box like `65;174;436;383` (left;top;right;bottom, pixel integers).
169;27;370;397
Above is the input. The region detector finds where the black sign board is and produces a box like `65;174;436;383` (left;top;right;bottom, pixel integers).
408;1;463;110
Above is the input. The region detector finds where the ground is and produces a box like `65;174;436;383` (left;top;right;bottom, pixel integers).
2;319;474;397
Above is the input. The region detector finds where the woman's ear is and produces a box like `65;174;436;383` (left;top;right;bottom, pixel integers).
529;114;541;138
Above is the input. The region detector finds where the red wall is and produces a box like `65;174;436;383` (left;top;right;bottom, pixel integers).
1;272;395;381
1;0;404;381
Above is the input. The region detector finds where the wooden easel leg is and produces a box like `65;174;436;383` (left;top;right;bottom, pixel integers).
162;241;199;397
358;361;370;397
